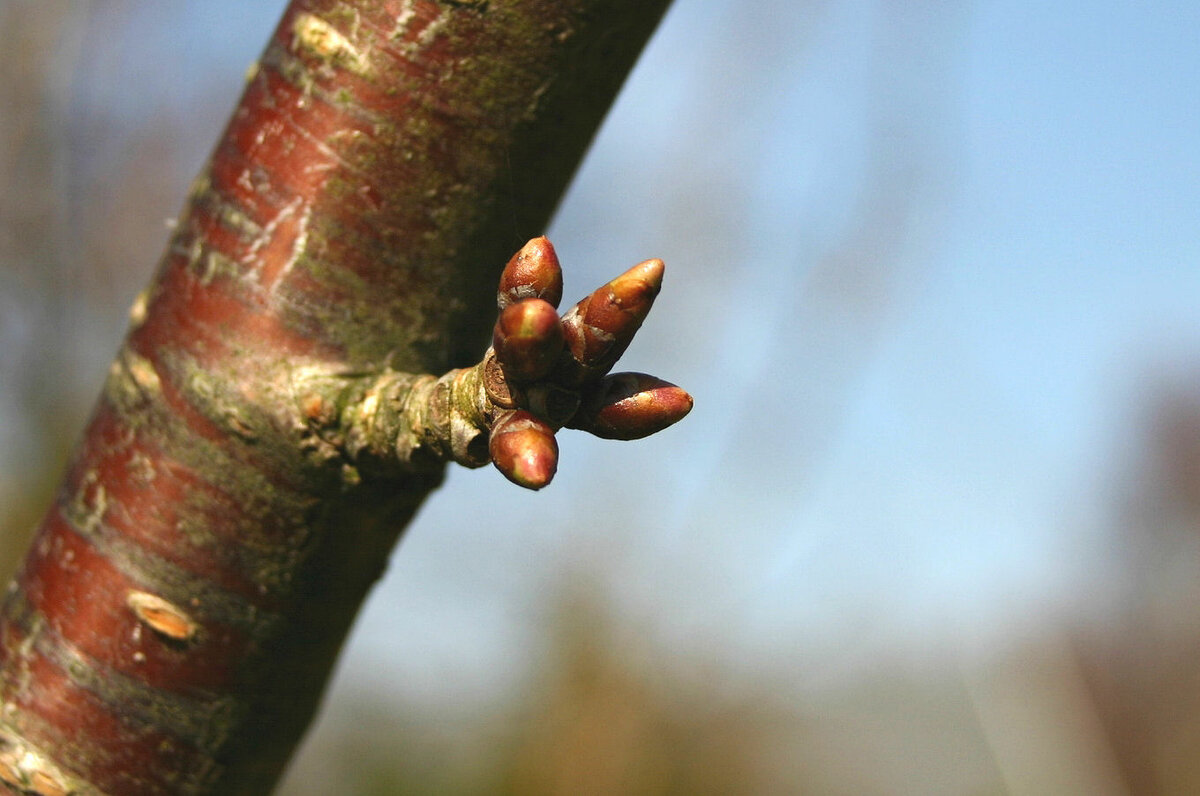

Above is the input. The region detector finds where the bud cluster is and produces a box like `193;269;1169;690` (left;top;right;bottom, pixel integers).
484;237;692;488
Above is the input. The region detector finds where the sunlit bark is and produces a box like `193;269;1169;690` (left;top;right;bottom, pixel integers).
0;1;675;793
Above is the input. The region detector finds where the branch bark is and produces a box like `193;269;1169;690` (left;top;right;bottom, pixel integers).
0;1;679;793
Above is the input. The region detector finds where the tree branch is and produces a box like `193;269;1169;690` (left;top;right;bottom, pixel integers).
0;1;682;793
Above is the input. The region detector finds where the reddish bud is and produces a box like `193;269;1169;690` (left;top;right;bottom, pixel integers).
498;237;564;309
490;411;559;489
561;258;664;380
568;372;693;440
493;299;565;382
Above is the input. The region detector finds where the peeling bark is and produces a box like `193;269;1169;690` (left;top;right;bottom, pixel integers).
0;1;673;793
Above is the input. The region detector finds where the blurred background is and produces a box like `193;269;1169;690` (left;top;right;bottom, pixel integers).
3;0;1200;792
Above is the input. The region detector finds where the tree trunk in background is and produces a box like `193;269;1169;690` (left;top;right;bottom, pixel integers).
0;1;672;793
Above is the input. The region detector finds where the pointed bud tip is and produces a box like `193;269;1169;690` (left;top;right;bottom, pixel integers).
498;237;564;309
605;258;664;308
562;259;665;375
632;257;665;287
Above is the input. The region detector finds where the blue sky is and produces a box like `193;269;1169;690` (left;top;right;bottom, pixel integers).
6;0;1199;711
324;0;1200;699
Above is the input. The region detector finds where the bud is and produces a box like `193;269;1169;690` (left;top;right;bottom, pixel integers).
492;298;564;382
490;411;559;489
560;258;664;381
498;237;564;309
568;372;693;440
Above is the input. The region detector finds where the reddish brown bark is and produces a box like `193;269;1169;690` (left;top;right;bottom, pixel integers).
0;1;673;793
